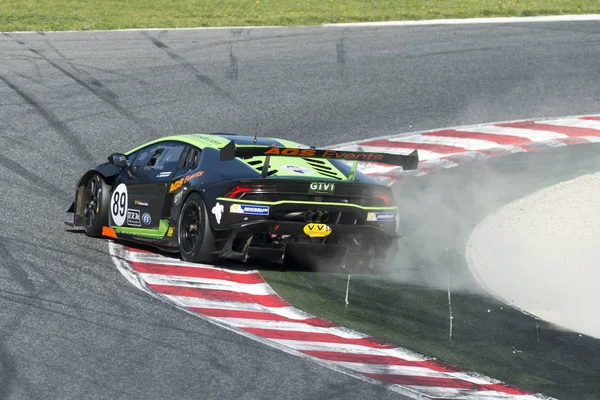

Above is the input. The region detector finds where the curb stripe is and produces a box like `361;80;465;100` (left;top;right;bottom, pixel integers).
130;261;265;284
497;121;600;137
140;273;273;295
148;284;289;307
581;116;600;121
543;118;600;130
241;327;395;348
300;350;459;373
336;363;499;383
190;308;338;327
219;319;369;336
458;125;568;140
360;139;469;154
422;129;532;145
363;374;530;395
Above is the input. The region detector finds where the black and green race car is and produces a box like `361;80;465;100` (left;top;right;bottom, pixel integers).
65;133;418;271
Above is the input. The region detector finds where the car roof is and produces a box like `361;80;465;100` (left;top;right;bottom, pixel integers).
126;133;308;154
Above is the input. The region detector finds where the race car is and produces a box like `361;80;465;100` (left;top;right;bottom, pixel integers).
65;133;418;271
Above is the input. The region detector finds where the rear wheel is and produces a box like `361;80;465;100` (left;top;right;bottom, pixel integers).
82;174;110;237
342;235;398;274
178;193;217;263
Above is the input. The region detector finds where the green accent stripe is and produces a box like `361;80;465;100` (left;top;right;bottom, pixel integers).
216;197;396;211
113;219;170;238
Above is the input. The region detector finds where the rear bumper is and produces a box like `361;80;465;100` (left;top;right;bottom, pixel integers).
215;219;396;264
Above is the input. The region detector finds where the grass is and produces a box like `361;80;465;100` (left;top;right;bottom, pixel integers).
261;269;600;399
1;0;599;32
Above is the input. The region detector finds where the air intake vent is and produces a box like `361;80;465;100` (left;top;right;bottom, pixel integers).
245;157;278;176
303;158;343;180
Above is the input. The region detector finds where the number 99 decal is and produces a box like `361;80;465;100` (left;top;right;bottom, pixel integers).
111;183;128;226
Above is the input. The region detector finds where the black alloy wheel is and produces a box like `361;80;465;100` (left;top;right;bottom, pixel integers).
82;174;110;237
179;199;201;254
177;193;217;263
84;178;99;229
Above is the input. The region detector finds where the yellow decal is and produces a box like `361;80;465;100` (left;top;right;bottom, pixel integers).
303;223;332;238
166;227;174;237
169;171;205;193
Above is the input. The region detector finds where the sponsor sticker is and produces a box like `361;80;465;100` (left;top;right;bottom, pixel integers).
166;227;174;237
134;200;149;207
263;147;385;162
280;165;313;175
309;182;335;194
142;212;151;225
157;171;172;178
367;212;395;222
230;204;270;216
111;183;128;226
212;202;224;224
303;223;332;238
127;209;141;226
169;170;205;193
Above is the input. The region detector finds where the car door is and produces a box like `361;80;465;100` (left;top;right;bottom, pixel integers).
109;141;186;231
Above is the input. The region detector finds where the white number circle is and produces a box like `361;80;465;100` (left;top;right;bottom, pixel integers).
111;183;128;226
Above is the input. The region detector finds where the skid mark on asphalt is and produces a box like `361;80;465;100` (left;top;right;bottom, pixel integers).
0;75;96;164
0;241;36;293
16;42;158;136
145;33;244;107
225;46;239;80
0;241;38;399
0;152;67;199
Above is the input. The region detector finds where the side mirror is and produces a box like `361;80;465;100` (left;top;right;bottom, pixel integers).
107;153;128;168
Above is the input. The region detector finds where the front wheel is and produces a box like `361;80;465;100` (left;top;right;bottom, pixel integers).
82;174;111;237
177;193;217;263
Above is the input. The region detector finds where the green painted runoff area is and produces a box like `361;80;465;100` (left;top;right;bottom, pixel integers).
261;269;600;399
2;0;600;32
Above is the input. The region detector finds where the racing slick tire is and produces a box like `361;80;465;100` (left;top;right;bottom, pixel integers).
82;173;111;238
342;236;398;275
177;193;217;263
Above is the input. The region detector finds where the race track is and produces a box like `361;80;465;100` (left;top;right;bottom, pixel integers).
1;22;599;399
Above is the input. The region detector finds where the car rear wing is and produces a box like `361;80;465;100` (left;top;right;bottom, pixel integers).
219;140;419;179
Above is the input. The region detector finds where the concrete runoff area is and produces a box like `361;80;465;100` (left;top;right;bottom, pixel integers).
467;172;600;339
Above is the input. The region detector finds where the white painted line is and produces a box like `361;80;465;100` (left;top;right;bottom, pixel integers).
324;14;600;27
7;14;600;34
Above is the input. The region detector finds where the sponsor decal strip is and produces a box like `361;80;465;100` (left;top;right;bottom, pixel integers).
111;244;552;399
109;116;597;399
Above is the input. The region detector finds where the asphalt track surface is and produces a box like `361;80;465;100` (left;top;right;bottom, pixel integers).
1;22;599;399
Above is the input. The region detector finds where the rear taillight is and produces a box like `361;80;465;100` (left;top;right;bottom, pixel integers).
224;184;275;199
373;194;391;206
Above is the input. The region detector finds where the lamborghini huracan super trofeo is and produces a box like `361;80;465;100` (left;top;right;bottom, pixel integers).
65;133;418;271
